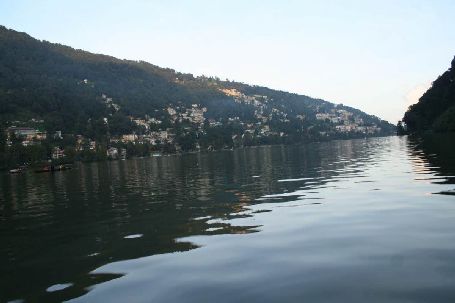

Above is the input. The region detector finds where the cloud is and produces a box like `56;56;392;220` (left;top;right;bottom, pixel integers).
405;82;431;108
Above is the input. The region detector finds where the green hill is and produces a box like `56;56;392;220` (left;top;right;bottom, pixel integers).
403;56;455;132
0;25;395;168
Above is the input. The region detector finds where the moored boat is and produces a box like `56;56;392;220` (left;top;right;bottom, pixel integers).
9;168;23;174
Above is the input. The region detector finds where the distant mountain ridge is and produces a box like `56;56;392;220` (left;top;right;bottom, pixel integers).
0;25;395;165
403;56;455;133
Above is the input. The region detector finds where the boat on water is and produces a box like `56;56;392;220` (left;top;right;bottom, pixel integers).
35;164;73;173
9;168;23;174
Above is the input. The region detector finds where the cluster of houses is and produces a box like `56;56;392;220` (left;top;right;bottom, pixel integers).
4;90;384;162
166;104;207;125
101;95;383;152
316;109;381;134
5;127;48;146
4;125;126;160
109;130;174;146
219;88;383;135
220;88;288;124
5;126;67;160
95;90;384;153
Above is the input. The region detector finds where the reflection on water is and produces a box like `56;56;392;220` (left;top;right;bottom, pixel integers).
1;136;455;302
407;134;455;190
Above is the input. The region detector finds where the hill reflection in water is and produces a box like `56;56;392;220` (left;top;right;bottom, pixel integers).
2;136;455;303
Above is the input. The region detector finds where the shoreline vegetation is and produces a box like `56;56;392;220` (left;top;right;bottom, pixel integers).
1;133;394;172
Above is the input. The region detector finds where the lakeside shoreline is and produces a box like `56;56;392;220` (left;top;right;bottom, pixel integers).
3;134;397;173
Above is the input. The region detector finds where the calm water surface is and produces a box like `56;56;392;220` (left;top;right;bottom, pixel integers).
1;136;455;303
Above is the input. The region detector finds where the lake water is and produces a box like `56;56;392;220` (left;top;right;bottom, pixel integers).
1;135;455;303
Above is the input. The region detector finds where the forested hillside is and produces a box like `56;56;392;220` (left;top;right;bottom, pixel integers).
0;25;395;169
403;56;455;132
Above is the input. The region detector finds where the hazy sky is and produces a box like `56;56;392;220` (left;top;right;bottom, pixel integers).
1;0;455;123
